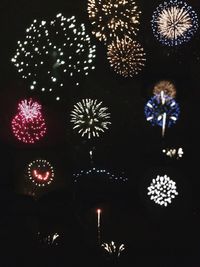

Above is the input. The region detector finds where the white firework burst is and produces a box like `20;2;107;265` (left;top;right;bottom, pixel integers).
102;241;125;257
71;99;111;139
11;13;96;101
147;174;178;207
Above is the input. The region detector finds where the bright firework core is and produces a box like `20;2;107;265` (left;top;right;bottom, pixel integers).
107;36;146;77
11;13;96;101
147;175;178;207
88;0;141;43
152;0;198;46
71;99;111;139
27;159;54;187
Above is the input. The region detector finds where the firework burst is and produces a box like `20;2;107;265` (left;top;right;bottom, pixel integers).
153;80;176;98
147;174;178;207
102;241;125;257
88;0;141;43
71;99;111;139
27;159;54;187
107;36;146;77
12;99;47;144
144;93;180;136
11;13;96;101
152;0;198;46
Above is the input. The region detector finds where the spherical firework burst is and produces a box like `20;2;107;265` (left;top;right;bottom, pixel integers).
12;99;47;144
27;159;54;187
107;37;146;77
152;0;198;46
70;99;111;139
73;167;128;183
88;0;141;43
153;80;176;98
147;174;178;207
144;93;180;136
11;13;96;101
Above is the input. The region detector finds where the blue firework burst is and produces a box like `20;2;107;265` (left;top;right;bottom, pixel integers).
152;0;198;46
144;95;180;128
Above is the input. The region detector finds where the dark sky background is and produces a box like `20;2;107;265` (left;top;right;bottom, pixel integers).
0;0;200;266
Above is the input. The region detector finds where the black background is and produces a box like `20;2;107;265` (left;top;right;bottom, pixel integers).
0;0;200;266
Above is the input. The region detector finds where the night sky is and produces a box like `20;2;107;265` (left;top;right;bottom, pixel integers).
0;0;200;266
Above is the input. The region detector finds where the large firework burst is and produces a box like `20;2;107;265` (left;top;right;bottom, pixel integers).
144;92;180;136
11;13;96;101
88;0;141;43
70;99;111;139
152;0;198;46
107;36;146;77
153;80;176;98
147;174;178;207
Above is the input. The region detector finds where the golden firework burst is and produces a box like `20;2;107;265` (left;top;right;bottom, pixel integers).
153;80;176;98
107;36;146;77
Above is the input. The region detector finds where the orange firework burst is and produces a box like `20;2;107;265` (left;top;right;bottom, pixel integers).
153;80;176;98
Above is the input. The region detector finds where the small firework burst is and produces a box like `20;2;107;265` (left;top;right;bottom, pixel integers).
144;93;180;136
38;232;59;246
147;174;178;207
162;147;184;159
88;0;141;43
152;0;198;46
107;36;146;77
11;13;96;101
102;241;125;257
27;159;54;187
70;99;111;139
153;80;176;98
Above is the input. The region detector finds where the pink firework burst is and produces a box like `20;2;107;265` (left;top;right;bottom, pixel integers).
12;99;47;144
